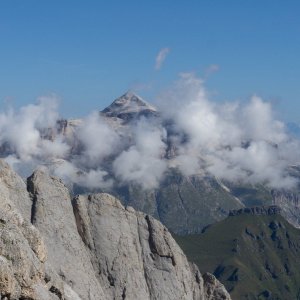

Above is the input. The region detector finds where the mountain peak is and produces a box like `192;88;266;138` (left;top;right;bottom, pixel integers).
101;91;157;121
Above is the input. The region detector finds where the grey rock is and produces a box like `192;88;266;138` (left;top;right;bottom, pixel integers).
0;160;32;222
27;169;106;300
73;193;231;300
0;197;65;299
271;189;300;228
203;273;230;300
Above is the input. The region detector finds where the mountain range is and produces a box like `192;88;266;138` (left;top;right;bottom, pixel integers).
2;92;300;235
1;92;300;298
52;92;300;235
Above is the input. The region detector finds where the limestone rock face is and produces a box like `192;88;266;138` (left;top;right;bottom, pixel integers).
0;160;32;222
202;273;231;300
73;193;231;300
0;160;230;300
0;162;66;300
27;170;106;300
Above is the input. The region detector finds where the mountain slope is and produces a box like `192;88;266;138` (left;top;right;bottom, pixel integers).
114;168;244;234
175;206;300;300
0;160;230;299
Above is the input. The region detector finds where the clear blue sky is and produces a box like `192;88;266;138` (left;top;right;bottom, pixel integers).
0;1;299;121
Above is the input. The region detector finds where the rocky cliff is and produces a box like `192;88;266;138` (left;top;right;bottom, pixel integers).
0;160;230;300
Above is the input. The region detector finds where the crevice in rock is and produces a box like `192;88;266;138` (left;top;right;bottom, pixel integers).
49;285;63;299
135;216;152;298
26;176;38;225
71;197;91;249
145;215;176;266
145;215;158;254
107;273;115;286
121;286;126;300
29;194;38;225
104;259;116;288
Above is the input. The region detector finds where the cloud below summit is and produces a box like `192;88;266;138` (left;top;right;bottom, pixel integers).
156;73;300;188
1;73;300;190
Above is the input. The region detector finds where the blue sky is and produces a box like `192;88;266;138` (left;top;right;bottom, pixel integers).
0;1;299;121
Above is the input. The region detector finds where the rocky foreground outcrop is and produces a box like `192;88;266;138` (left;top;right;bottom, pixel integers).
0;160;230;300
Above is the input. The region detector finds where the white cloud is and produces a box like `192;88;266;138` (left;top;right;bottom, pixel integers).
0;96;68;161
2;73;300;191
53;160;113;190
113;119;167;189
157;73;300;188
75;111;120;167
155;47;170;70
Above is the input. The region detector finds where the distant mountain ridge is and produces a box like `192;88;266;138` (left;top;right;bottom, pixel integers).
228;205;282;216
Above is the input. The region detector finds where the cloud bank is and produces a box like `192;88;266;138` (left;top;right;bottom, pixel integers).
156;73;299;188
1;73;300;191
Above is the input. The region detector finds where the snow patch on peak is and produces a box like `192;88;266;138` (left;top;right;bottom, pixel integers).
101;92;157;121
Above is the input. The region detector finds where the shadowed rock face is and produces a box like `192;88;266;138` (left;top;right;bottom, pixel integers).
113;170;244;235
229;205;282;216
0;160;230;300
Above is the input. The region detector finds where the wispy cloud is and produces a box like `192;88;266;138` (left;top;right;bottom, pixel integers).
205;64;220;77
155;47;170;70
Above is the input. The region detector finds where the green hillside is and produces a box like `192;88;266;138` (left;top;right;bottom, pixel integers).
174;207;300;299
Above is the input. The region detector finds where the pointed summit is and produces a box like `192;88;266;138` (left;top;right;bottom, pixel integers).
101;91;157;122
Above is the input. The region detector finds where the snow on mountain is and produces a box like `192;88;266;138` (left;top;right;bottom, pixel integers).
101;91;158;122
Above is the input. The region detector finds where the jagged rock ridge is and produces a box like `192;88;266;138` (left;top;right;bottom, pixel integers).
0;160;230;300
229;205;282;216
